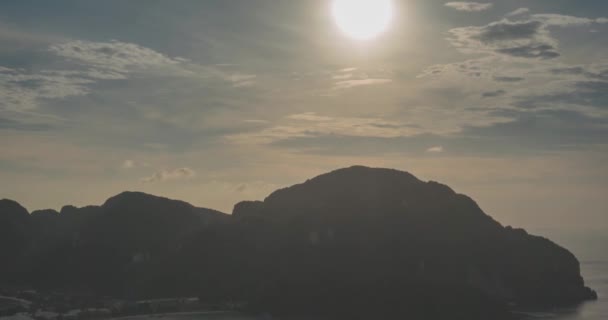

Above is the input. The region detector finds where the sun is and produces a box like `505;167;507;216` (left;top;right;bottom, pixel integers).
332;0;393;40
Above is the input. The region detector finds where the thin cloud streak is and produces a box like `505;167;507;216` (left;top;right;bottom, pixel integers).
445;2;493;12
141;168;196;183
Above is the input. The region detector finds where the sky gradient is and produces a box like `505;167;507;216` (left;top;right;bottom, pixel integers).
1;0;607;230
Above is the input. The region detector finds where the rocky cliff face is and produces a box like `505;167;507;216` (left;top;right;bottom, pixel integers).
0;166;597;319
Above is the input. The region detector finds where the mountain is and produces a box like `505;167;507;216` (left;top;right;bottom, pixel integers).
0;166;598;319
231;166;597;317
0;199;31;277
1;192;227;293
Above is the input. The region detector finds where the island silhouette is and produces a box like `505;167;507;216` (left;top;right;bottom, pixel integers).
0;166;598;319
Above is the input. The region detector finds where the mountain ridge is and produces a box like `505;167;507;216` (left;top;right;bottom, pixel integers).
0;166;598;319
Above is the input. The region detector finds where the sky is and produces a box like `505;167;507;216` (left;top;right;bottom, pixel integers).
1;0;607;230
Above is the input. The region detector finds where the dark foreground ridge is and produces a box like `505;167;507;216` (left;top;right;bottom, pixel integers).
0;166;598;319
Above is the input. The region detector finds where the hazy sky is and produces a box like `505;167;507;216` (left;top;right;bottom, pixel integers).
1;0;607;229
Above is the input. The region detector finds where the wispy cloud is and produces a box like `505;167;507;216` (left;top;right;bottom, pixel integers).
228;112;422;145
1;40;187;127
506;8;529;17
234;184;247;193
49;40;183;72
482;89;507;98
122;160;136;169
0;67;94;124
244;119;269;124
531;14;608;27
140;168;196;183
333;78;392;90
445;2;493;12
122;160;150;169
228;73;257;87
1;39;257;129
494;76;525;82
327;67;393;91
448;14;608;60
426;146;444;153
449;19;558;59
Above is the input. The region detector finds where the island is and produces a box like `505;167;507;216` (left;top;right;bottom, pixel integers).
0;166;597;320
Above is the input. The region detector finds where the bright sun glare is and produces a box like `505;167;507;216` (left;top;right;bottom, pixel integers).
332;0;393;40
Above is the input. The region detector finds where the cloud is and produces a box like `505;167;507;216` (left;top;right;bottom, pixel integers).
449;14;608;60
482;89;507;98
228;112;423;145
49;40;182;73
496;44;559;59
0;24;58;52
209;64;258;88
140;168;196;183
1;39;257;129
0;116;54;131
327;67;394;91
244;119;269;124
550;66;586;76
531;14;608;27
417;57;495;79
288;112;334;122
463;109;608;151
122;160;136;169
228;73;257;87
414;40;608;146
506;8;530;17
122;160;152;169
227;106;514;147
474;20;543;42
426;146;444;153
333;78;392;90
448;19;559;59
333;68;356;80
418;50;608;124
0;66;16;73
494;76;525;82
548;65;608;81
1;40;187;127
515;80;608;111
445;2;493;12
333;73;353;80
234;184;247;193
0;68;94;121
